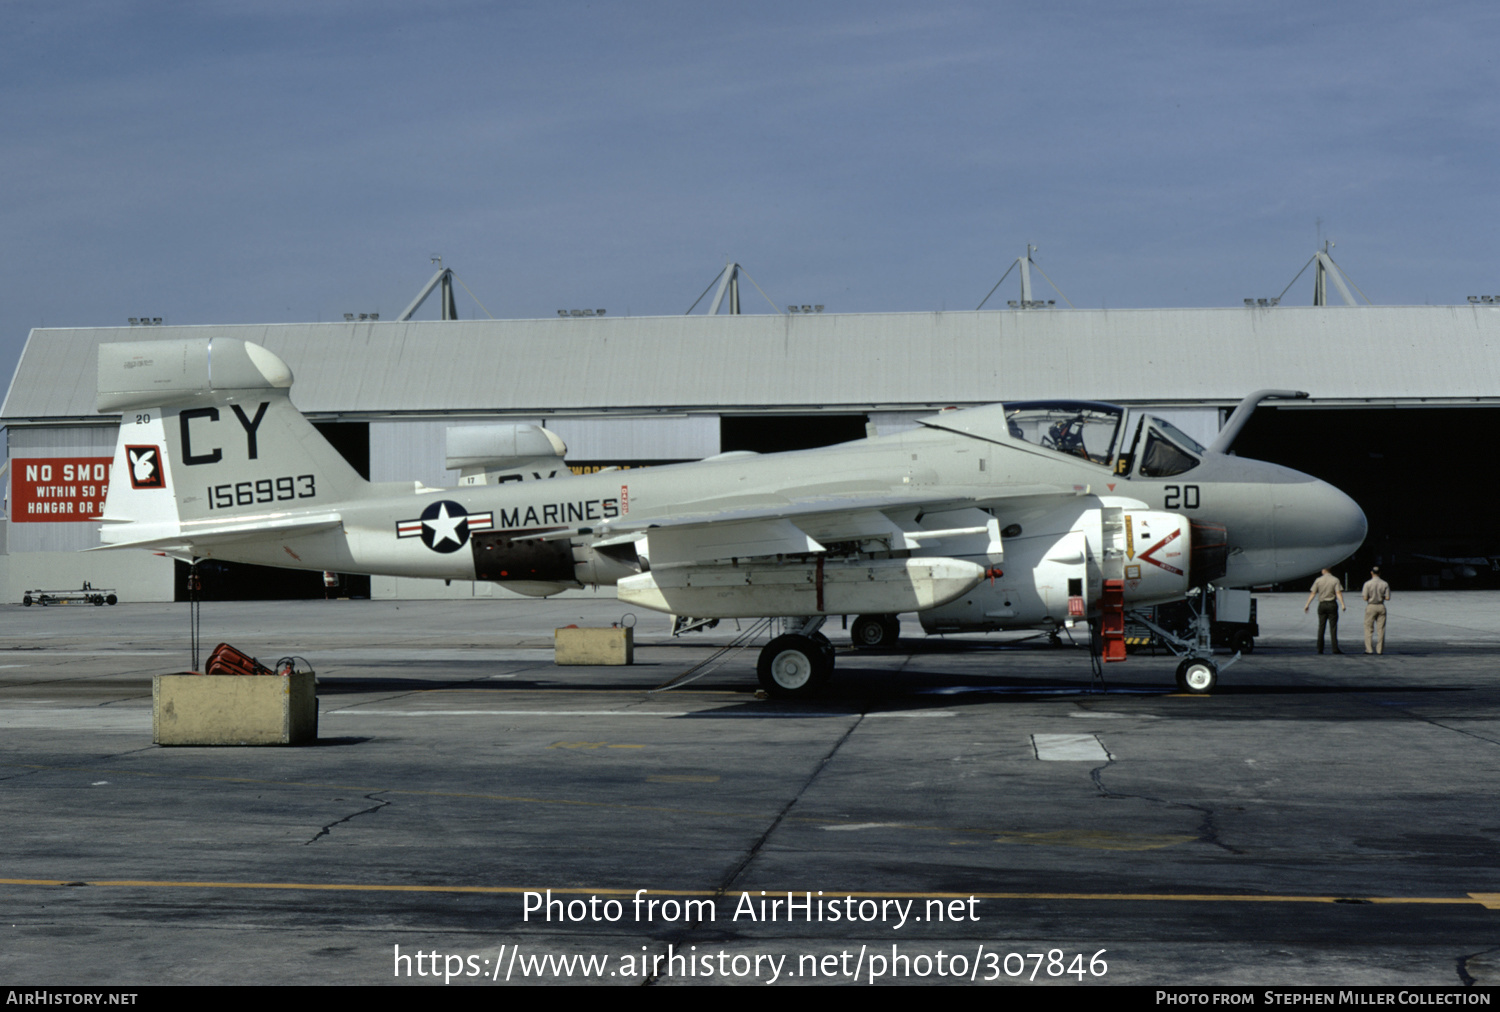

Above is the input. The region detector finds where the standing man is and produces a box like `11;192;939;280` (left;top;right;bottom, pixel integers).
1362;566;1392;655
1303;567;1346;654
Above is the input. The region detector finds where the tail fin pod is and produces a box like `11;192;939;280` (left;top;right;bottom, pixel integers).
97;337;294;414
97;338;368;547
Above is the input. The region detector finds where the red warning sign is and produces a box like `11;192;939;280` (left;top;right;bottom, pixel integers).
10;457;112;523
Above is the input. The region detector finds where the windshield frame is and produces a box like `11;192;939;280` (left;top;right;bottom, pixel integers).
1134;415;1204;478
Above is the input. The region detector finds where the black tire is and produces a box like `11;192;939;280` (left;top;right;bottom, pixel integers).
1175;658;1218;695
757;634;833;699
92;596;104;606
22;595;32;606
808;631;836;662
851;614;895;649
1231;630;1254;655
105;595;118;605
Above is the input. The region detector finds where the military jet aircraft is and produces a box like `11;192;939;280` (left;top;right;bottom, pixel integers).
871;396;1364;667
93;338;1365;697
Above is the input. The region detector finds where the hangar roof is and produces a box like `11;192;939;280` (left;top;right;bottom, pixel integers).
5;305;1500;422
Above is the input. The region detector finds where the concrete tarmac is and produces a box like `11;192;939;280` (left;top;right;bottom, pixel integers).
2;591;1498;986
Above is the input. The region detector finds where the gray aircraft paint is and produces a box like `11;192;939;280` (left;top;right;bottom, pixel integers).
94;338;1364;642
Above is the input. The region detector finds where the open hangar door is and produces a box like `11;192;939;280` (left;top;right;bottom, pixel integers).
1234;406;1500;590
174;422;372;602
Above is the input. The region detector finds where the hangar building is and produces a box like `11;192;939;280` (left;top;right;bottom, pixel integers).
4;304;1498;602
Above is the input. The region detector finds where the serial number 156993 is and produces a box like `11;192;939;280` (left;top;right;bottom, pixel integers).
207;475;316;509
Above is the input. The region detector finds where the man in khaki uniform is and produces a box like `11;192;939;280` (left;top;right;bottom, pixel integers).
1362;566;1391;654
1303;568;1345;654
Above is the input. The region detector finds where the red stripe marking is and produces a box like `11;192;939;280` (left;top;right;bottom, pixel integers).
1139;528;1184;576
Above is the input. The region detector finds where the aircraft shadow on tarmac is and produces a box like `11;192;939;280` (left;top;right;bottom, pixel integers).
310;665;1474;716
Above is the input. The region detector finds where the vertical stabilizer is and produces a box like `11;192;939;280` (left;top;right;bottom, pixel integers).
96;338;368;548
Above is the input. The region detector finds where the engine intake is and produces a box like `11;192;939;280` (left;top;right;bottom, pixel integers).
1189;521;1228;586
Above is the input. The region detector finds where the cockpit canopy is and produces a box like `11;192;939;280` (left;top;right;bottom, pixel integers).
1003;401;1124;467
921;399;1206;477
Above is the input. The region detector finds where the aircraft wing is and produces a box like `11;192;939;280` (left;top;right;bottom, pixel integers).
553;483;1090;565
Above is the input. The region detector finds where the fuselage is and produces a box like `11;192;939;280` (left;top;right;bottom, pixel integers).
194;401;1365;598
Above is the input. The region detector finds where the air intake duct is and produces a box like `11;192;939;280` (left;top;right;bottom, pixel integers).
1189;521;1228;586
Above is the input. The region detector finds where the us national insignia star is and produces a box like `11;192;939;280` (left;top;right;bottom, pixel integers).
396;500;494;554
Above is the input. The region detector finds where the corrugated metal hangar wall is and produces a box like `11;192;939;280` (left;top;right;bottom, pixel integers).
5;305;1499;601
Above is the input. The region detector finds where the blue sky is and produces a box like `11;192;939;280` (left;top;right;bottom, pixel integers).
3;1;1497;384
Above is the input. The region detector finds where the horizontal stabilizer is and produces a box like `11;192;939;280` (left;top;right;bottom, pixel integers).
90;512;344;554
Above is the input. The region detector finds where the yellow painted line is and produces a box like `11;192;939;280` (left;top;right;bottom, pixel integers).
0;879;1494;908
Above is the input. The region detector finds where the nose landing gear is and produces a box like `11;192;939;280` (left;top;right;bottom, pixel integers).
1175;657;1218;694
1132;591;1239;695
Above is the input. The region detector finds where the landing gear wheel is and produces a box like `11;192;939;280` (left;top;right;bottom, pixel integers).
851;614;898;648
758;634;833;699
1175;658;1218;694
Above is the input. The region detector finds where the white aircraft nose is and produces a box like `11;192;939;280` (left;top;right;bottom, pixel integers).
1276;477;1367;576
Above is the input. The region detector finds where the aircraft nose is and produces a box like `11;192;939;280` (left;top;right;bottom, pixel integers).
1277;477;1367;572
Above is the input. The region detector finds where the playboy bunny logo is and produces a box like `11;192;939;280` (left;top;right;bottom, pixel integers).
124;445;166;489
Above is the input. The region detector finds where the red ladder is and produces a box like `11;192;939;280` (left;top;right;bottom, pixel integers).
1099;579;1127;663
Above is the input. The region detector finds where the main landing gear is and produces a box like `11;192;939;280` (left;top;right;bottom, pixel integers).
850;613;900;649
757;618;836;698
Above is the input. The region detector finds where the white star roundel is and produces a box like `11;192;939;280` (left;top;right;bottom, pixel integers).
396;500;493;554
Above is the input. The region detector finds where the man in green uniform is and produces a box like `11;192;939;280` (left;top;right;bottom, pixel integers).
1303;568;1346;654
